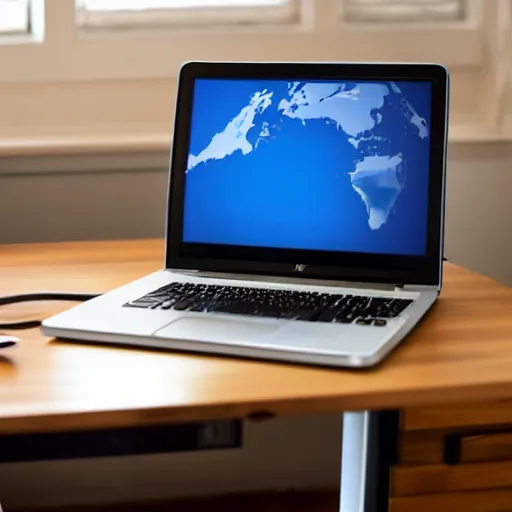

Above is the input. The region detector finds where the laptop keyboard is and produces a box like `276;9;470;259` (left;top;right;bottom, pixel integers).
124;283;413;326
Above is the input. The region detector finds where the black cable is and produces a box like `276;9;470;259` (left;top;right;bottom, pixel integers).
0;292;100;330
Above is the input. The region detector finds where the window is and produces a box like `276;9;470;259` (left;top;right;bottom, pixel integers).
342;0;465;23
0;0;29;34
76;0;298;29
0;0;510;156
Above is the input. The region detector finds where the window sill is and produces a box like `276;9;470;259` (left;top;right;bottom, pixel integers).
0;127;172;157
0;122;509;174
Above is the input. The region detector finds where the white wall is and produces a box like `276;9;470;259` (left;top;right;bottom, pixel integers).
0;141;510;509
1;142;511;284
444;143;512;285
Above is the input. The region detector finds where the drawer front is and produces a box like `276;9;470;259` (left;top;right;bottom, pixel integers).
403;401;512;431
390;489;512;512
391;402;512;510
392;460;512;497
459;432;512;463
398;429;512;466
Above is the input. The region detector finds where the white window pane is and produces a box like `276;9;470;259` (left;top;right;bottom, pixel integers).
342;0;465;22
0;0;29;34
81;0;289;11
77;0;297;28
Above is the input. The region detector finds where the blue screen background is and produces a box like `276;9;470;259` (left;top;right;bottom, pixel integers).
183;78;432;256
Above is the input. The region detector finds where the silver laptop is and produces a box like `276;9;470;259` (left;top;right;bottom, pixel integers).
42;61;449;368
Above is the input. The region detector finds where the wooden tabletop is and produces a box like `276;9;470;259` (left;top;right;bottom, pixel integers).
1;239;512;434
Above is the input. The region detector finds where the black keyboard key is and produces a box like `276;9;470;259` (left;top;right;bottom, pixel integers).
374;319;387;327
336;314;355;324
189;302;206;312
173;300;194;311
317;309;338;323
390;299;413;315
280;309;300;320
296;309;321;322
132;296;158;303
201;298;217;312
127;300;154;309
144;294;167;301
213;303;246;315
309;310;324;322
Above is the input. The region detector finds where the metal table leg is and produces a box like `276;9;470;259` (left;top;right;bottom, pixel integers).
340;410;399;512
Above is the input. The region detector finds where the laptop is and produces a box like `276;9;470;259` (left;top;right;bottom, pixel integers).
42;61;449;368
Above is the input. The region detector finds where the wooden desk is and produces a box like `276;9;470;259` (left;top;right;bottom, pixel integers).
1;239;512;512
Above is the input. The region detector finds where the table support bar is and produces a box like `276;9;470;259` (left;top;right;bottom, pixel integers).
340;410;399;512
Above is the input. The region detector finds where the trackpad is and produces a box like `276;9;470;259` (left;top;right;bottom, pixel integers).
154;316;280;344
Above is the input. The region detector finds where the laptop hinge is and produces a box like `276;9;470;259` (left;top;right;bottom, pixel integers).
398;284;440;293
169;269;431;293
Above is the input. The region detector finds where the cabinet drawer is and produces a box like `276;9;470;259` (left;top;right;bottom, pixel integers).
403;402;512;431
458;432;512;463
393;403;512;508
390;489;512;512
398;428;512;466
392;461;512;496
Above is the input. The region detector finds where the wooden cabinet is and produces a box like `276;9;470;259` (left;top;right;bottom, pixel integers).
458;432;512;463
390;401;512;512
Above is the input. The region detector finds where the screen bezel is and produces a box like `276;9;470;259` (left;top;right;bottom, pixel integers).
166;62;448;286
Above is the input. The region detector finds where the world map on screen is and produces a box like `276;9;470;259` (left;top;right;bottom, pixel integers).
184;78;432;256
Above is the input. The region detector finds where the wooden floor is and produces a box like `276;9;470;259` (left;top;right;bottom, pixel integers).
14;490;339;512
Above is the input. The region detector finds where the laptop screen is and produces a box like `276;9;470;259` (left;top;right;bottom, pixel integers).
183;78;432;257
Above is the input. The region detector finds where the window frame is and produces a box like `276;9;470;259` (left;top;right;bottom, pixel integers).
0;0;486;83
341;0;465;23
0;0;510;158
76;0;300;29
